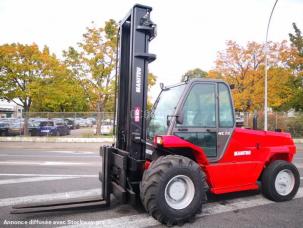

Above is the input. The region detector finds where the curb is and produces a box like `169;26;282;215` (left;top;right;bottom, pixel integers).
294;139;303;144
0;137;114;143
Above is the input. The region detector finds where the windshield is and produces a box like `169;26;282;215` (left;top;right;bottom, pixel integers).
40;121;54;127
29;122;41;127
147;84;185;140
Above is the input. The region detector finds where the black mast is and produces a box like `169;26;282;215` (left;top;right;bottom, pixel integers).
116;4;156;162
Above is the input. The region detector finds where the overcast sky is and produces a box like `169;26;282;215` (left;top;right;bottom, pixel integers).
0;0;302;98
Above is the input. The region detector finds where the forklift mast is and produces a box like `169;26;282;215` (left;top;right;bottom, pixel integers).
116;4;156;161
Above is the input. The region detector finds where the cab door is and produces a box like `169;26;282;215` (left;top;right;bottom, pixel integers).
171;81;235;162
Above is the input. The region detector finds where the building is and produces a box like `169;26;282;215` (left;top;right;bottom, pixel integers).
0;100;23;118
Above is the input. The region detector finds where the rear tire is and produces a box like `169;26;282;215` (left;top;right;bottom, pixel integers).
140;155;206;226
261;160;300;202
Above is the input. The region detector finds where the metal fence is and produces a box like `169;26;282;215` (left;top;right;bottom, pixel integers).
0;111;302;138
0;112;114;138
24;112;114;120
237;111;303;137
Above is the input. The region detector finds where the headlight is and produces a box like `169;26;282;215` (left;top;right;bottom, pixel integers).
154;136;163;145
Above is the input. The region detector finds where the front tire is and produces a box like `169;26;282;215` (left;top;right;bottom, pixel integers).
261;160;300;202
140;155;206;226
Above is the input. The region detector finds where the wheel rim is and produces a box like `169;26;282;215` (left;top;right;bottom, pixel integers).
274;169;295;196
164;175;195;210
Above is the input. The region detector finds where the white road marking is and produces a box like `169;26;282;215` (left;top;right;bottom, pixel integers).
59;187;303;228
44;161;89;166
0;154;98;158
0;188;101;207
0;173;98;178
0;161;95;166
47;151;96;154
0;150;96;154
201;187;303;216
301;177;303;180
0;160;298;167
0;176;78;185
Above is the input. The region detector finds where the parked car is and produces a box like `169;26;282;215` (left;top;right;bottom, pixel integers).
101;124;113;135
76;118;92;128
0;123;9;136
94;120;113;135
235;116;244;127
74;118;85;128
54;120;70;135
38;120;70;136
65;118;80;129
8;122;24;136
87;117;96;125
64;119;79;130
28;121;43;136
85;118;93;127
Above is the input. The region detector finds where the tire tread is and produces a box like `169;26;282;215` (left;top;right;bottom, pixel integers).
140;155;206;226
261;160;300;202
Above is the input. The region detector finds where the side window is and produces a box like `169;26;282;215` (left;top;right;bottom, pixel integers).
178;83;216;128
218;83;234;128
48;121;54;127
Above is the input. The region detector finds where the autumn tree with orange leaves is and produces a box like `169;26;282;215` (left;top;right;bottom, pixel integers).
212;40;296;112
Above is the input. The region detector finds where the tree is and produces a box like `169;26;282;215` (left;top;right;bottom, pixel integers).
213;40;295;112
30;69;89;112
288;23;303;111
63;20;118;133
64;20;158;133
0;43;64;133
207;70;223;79
147;73;157;110
148;73;157;89
289;23;303;59
181;68;208;82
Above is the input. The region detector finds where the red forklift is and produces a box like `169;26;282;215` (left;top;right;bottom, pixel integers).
12;4;300;226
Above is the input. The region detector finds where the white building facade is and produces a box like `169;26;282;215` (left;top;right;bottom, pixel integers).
0;100;23;118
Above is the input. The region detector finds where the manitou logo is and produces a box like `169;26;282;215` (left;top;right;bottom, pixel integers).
234;150;252;156
136;67;142;93
134;107;140;122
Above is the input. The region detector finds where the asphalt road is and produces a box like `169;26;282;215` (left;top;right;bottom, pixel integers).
0;142;302;228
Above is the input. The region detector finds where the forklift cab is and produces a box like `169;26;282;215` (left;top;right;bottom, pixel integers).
147;79;236;162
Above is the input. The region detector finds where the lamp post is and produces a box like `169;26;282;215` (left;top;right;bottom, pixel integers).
264;0;279;131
